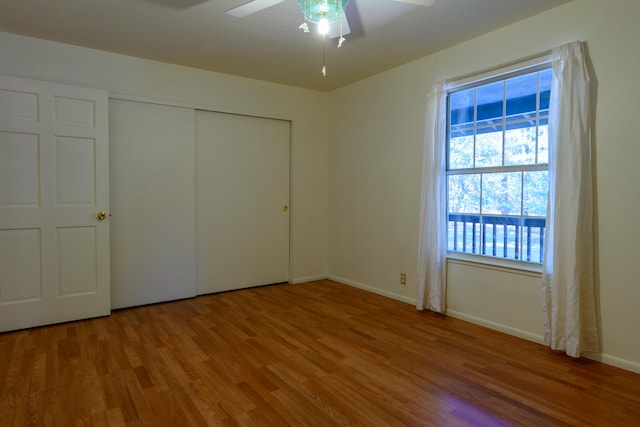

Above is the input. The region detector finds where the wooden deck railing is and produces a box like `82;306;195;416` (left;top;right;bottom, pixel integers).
448;213;545;263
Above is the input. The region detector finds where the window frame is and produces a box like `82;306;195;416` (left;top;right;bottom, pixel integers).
445;59;553;271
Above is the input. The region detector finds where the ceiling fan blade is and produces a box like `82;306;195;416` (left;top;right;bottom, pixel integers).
328;12;351;39
226;0;286;18
393;0;435;5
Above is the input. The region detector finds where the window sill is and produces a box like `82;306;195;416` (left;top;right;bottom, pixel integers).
446;251;542;278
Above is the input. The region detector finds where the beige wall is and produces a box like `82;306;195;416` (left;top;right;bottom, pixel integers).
328;0;640;372
0;31;329;284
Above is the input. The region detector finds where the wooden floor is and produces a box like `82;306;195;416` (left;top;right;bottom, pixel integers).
1;280;639;426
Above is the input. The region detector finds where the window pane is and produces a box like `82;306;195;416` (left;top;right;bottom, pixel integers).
445;64;550;264
482;221;521;260
539;68;553;112
449;131;474;169
506;73;537;120
450;88;474;126
538;118;549;164
504;122;536;165
448;174;480;214
523;221;544;263
481;172;522;215
448;220;480;254
475;127;502;167
477;81;504;125
523;171;548;217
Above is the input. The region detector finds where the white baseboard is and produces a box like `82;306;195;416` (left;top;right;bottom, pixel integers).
445;309;546;345
327;275;416;306
290;275;328;284
446;310;640;374
300;276;640;374
582;352;640;374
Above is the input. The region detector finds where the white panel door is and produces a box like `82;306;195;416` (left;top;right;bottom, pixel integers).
109;100;196;309
196;111;290;294
0;75;109;332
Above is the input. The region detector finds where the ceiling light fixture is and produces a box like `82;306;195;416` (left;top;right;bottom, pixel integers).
298;0;350;77
228;0;434;78
299;0;349;25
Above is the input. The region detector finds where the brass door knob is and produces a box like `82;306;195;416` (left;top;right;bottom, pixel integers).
96;211;107;221
282;205;289;212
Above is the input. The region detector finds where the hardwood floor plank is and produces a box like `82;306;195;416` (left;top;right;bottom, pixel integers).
1;280;640;426
235;381;291;426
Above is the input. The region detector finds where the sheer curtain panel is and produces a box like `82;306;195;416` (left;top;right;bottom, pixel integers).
417;82;447;312
542;41;600;358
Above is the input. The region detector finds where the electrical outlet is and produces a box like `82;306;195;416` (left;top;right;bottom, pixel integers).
400;273;407;285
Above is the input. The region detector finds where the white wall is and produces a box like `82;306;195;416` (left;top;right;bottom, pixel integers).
0;31;329;284
328;0;640;372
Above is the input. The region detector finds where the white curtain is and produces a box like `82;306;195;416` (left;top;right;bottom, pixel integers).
542;41;600;357
417;81;447;312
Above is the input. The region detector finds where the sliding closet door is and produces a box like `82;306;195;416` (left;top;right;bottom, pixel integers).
109;100;196;309
196;111;290;294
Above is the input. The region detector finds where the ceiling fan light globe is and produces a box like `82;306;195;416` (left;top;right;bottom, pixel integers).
299;0;349;24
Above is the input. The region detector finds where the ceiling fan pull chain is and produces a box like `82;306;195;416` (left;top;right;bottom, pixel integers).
322;35;327;76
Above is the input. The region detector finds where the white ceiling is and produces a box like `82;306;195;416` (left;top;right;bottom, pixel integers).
0;0;572;91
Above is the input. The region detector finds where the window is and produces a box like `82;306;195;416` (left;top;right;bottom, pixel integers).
446;65;552;264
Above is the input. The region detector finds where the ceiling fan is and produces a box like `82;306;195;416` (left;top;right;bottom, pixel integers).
226;0;434;39
226;0;434;76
